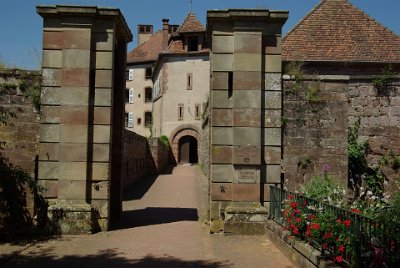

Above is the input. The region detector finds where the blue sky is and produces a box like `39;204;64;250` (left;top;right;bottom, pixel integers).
0;0;399;70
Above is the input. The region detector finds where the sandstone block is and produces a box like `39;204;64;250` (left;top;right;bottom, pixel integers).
233;145;261;165
39;143;60;161
234;53;262;72
63;49;91;68
39;179;58;198
93;125;111;143
212;109;233;126
233;109;261;127
42;50;62;68
212;127;232;145
91;181;109;199
59;143;88;162
38;161;59;179
233;127;261;146
211;164;233;183
60;124;88;143
92;163;110;180
41;87;61;105
212;72;229;90
62;68;90;87
211;90;233;108
95;88;112;106
234;32;261;54
43;31;63;50
232;183;259;201
59;162;87;180
212;54;233;72
211;183;232;201
264;128;281;146
60;87;89;105
94;107;111;125
42;68;62;87
41;105;60;124
266;165;281;183
96;51;113;69
95;70;113;88
234;90;261;109
264;146;281;164
212;146;233;164
40;124;60;142
265;54;282;73
213;35;234;53
233;71;261;90
93;144;110;162
63;29;91;50
233;166;260;183
60;105;88;124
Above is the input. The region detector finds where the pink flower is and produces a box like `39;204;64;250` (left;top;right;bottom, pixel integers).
288;194;294;200
291;202;298;209
312;223;320;230
351;208;361;214
322;243;328;250
323;232;333;240
334;255;343;263
338;245;345;252
293;227;299;235
342;220;351;228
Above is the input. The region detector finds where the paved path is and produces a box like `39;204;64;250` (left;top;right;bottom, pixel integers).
1;165;296;268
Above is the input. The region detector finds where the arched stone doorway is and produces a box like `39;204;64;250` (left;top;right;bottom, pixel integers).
170;125;201;165
179;135;198;164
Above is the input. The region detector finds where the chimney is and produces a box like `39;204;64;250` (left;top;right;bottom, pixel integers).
137;24;153;45
162;18;169;50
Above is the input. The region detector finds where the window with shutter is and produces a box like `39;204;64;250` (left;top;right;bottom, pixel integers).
129;88;134;104
128;69;134;81
128;112;134;128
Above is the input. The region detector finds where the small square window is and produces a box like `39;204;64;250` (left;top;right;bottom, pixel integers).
178;104;184;121
145;67;152;80
187;74;192;90
137;118;141;125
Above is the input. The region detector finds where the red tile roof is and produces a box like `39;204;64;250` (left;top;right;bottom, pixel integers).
174;12;205;34
282;0;400;63
127;30;163;64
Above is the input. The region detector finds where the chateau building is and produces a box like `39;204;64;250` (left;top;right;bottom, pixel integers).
126;13;209;163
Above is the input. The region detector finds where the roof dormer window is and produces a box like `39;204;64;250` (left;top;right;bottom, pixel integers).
188;37;198;52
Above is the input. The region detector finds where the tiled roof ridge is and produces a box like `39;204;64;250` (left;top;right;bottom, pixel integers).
345;0;400;39
282;0;400;63
134;29;162;51
282;0;326;42
175;12;205;34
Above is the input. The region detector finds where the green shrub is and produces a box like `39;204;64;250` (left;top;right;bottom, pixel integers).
159;135;169;148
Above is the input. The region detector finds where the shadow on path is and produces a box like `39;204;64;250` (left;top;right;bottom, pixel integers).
3;249;232;268
112;207;198;230
122;174;158;201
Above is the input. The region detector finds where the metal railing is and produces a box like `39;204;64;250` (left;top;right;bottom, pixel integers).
269;186;400;267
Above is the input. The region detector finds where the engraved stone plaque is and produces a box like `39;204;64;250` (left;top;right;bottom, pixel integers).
233;165;260;183
233;146;261;165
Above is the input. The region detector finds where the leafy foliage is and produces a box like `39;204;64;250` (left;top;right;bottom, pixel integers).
159;135;170;149
373;65;397;96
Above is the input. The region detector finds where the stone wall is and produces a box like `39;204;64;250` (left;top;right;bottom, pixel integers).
123;132;171;189
349;78;400;192
282;76;349;190
0;69;41;227
282;74;400;192
123;131;155;188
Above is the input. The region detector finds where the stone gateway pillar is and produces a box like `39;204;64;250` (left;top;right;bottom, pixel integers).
37;6;132;233
207;9;288;234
